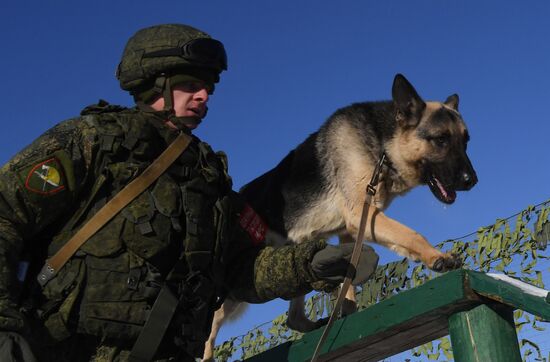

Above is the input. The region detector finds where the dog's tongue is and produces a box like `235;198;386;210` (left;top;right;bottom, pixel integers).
431;176;456;204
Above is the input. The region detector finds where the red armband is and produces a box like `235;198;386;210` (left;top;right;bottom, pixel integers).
239;204;268;246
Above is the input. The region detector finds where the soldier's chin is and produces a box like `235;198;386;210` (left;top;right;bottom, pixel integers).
182;115;202;129
427;176;456;204
168;116;202;130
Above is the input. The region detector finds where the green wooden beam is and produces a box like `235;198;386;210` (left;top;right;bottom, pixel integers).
466;272;550;321
288;269;470;361
244;270;549;362
449;304;521;362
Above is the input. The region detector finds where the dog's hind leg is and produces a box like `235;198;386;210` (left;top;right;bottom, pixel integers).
202;298;248;361
287;296;325;332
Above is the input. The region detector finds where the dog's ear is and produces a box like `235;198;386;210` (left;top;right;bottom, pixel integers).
444;94;459;111
392;74;426;128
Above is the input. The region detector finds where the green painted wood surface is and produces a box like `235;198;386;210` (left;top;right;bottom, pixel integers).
466;272;550;321
289;269;469;361
449;303;521;362
245;342;293;362
244;269;549;362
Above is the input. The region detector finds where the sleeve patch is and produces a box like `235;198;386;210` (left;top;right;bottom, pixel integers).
239;204;268;246
22;158;66;195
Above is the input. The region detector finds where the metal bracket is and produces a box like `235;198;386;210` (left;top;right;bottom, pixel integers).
36;263;56;287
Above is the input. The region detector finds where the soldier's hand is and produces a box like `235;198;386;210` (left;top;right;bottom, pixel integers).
311;243;379;285
0;332;37;362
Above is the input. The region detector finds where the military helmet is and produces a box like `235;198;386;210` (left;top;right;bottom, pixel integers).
116;24;227;96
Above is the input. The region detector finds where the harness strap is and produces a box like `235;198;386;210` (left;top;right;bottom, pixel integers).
311;153;387;362
37;132;193;287
128;285;179;362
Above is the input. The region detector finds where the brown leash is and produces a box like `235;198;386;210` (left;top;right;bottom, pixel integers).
37;132;193;287
310;153;386;362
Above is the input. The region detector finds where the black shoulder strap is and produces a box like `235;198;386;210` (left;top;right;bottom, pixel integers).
128;285;179;361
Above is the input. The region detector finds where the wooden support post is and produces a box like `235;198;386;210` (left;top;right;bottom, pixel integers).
448;304;521;362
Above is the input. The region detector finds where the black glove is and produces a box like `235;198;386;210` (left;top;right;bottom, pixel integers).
0;332;37;362
311;243;379;285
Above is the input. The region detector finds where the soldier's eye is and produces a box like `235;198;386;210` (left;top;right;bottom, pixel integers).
179;81;209;93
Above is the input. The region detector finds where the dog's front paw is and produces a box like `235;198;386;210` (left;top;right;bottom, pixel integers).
431;253;462;272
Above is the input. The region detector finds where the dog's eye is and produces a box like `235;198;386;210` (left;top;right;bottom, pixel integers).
432;135;449;148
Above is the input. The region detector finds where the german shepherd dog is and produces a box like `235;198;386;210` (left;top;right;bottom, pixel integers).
203;74;477;360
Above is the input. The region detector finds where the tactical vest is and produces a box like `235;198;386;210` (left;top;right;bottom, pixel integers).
35;103;233;358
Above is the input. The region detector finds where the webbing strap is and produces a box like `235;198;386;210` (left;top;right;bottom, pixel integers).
129;285;179;362
311;153;386;362
37;132;193;286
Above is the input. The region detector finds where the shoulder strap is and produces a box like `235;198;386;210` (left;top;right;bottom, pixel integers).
128;284;179;362
37;132;193;287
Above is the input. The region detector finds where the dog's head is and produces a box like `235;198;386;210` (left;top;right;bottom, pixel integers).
391;73;477;204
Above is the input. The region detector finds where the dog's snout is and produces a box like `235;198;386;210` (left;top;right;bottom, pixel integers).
459;170;477;190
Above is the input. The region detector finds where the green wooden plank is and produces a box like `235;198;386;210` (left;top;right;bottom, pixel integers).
245;342;293;362
466;271;550;321
449;304;521;362
244;269;549;361
288;269;470;361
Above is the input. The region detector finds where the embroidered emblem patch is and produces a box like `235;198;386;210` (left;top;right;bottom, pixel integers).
239;203;268;245
24;158;66;195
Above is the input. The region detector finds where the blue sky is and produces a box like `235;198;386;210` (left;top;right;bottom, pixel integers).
2;0;549;358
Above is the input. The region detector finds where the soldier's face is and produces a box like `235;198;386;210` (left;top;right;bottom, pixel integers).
150;81;210;130
172;82;210;125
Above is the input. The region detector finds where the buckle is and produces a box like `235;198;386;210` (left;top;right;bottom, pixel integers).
366;184;377;196
127;268;142;291
37;263;56;287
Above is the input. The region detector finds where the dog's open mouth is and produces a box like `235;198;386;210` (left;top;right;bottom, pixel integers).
428;175;456;204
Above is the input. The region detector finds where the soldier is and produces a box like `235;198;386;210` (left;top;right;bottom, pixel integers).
0;24;379;361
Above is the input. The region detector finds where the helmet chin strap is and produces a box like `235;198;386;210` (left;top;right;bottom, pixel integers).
161;75;172;112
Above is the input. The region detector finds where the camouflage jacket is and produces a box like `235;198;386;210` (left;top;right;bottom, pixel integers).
0;101;330;360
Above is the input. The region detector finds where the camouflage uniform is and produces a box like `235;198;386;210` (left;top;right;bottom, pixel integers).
0;101;333;361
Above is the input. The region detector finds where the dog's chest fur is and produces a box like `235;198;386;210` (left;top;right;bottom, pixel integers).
283;121;417;243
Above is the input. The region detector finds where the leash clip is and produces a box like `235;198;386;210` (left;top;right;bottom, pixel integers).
366;184;377;196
